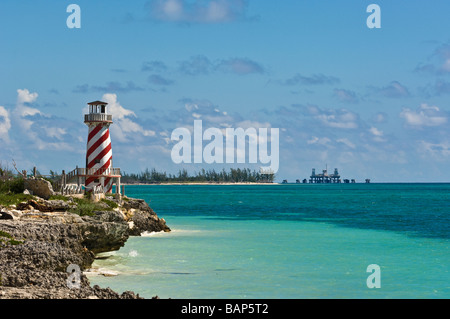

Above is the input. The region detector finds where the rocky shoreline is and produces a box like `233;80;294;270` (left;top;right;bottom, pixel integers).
0;194;170;299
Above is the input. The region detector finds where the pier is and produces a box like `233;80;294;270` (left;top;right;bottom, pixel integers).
287;166;372;184
309;167;341;184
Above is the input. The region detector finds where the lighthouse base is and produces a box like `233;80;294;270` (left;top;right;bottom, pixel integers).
64;167;121;197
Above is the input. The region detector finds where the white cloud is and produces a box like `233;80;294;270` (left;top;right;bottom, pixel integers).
118;117;156;136
334;89;358;103
282;73;340;86
442;58;450;72
418;140;450;160
369;127;386;142
316;111;359;129
34;141;73;151
160;0;184;21
336;138;356;149
371;112;388;123
434;43;450;74
17;88;38;105
5;89;81;152
0;106;11;143
236;120;271;129
307;136;331;146
400;103;447;127
103;93;136;119
415;43;450;76
297;105;360;130
205;0;233;22
377;81;410;98
16;105;41;117
369;127;383;137
177;55;264;76
102;93;156;142
13;89;42;131
185;103;199;112
44;127;67;140
148;0;249;23
217;58;265;75
177;98;236;128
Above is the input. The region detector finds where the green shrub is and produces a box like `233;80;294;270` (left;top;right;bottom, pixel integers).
101;198;118;209
69;197;112;216
0;193;34;206
69;199;97;217
49;194;69;201
0;178;24;194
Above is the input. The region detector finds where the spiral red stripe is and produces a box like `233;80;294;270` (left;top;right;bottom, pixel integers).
85;122;113;193
85;157;112;186
87;129;110;158
88;124;103;141
88;144;112;169
104;177;113;193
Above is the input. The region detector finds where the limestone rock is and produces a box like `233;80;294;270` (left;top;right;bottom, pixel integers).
122;198;155;215
16;199;52;212
122;198;171;235
15;199;74;213
0;212;140;299
128;209;171;236
0;194;169;299
45;199;74;211
24;178;55;200
80;214;129;254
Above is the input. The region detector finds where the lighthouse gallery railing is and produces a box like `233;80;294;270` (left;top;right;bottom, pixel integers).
84;114;113;122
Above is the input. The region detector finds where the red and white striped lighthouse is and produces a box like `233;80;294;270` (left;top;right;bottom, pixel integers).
84;101;114;193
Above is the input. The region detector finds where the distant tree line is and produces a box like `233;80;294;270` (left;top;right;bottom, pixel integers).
1;161;274;186
121;168;275;184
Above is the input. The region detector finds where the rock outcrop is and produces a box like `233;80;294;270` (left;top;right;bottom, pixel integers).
122;198;171;235
0;194;170;299
23;178;55;200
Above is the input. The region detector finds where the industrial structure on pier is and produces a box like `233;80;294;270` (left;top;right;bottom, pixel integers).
292;166;370;184
309;167;341;184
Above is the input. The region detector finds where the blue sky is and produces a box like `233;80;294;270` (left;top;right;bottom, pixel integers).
1;0;450;182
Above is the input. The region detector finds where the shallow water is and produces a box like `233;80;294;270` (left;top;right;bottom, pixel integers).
87;184;450;299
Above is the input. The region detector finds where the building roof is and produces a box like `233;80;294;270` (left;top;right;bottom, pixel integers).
87;101;108;105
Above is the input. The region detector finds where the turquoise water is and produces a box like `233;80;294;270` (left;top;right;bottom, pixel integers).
87;184;450;299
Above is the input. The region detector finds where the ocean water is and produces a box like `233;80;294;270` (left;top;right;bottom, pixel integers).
87;184;450;299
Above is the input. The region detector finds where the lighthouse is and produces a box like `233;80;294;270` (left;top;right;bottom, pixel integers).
61;101;121;197
84;100;117;193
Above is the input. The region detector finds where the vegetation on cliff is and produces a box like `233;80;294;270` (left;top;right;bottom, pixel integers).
0;177;25;195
